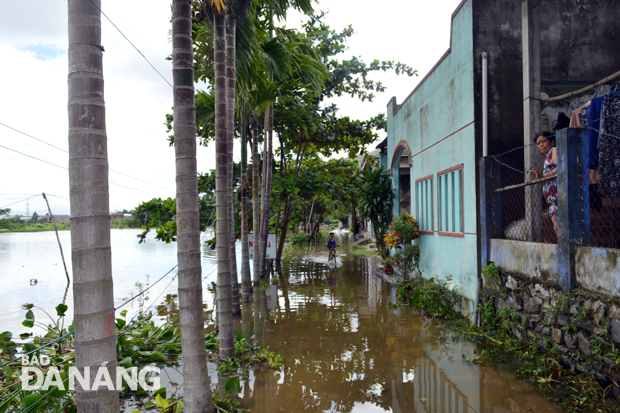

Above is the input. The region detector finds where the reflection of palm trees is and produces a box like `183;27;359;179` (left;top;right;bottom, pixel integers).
156;294;179;323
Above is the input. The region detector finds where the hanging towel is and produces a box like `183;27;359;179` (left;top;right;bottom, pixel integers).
598;94;620;198
587;97;605;170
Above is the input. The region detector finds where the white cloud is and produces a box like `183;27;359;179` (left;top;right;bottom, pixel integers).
0;0;463;215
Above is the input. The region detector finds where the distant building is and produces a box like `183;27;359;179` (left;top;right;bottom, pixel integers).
39;214;70;223
110;214;125;221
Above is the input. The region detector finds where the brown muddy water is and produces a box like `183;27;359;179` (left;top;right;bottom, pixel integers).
160;232;562;413
1;230;563;412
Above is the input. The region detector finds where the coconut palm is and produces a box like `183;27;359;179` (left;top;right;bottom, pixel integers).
213;9;235;359
68;0;119;410
172;0;215;410
226;13;241;316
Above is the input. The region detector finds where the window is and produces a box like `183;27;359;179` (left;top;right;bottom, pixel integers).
437;165;464;236
415;176;433;234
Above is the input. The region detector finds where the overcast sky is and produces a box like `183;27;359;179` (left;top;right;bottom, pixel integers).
0;0;463;216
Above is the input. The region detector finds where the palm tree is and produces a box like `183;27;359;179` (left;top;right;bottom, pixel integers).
252;124;261;285
358;167;394;257
226;14;241;316
214;10;235;360
240;119;252;301
257;104;273;280
172;0;215;410
68;1;119;410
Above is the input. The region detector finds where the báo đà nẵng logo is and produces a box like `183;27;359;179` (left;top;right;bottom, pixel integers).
20;354;161;391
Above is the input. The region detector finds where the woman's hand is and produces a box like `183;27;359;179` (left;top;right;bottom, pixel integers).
530;168;541;178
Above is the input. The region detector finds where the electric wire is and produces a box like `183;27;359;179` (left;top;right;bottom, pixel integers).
0;143;163;195
0;207;219;369
0;122;174;191
0;195;40;209
87;0;173;89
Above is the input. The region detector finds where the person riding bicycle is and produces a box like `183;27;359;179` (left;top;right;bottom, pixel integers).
325;232;340;260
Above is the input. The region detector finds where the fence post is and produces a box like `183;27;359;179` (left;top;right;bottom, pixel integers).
479;157;502;268
556;128;588;292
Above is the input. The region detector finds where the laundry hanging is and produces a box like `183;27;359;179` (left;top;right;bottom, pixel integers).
598;93;620;198
570;101;590;128
587;96;605;170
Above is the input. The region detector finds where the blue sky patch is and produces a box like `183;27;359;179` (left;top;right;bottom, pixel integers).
22;44;65;60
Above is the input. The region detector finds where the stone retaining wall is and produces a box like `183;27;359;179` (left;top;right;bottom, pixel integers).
485;270;620;393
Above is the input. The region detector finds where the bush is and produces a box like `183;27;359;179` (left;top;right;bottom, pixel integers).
287;232;310;249
397;275;461;320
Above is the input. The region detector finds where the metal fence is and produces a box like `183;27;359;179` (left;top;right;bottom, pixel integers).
489;156;558;244
577;153;620;249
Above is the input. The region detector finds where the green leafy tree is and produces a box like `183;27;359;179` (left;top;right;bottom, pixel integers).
357;166;394;257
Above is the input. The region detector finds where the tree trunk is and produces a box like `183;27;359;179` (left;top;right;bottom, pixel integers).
226;16;240;316
68;1;119;410
172;1;214;410
214;12;234;360
276;198;292;263
240;122;251;302
252;125;260;285
258;104;273;280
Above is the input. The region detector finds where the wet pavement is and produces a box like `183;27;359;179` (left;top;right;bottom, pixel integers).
228;234;562;413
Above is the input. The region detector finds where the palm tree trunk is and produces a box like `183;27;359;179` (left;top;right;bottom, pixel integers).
172;1;214;410
68;1;119;410
240;121;251;302
276;198;291;263
258;104;273;280
252;125;260;285
214;12;234;360
226;16;241;316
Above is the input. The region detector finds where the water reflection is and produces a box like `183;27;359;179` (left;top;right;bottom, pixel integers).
235;244;560;413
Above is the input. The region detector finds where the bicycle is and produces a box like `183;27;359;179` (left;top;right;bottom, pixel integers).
328;247;337;263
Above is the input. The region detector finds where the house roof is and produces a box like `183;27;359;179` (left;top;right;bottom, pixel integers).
376;138;388;152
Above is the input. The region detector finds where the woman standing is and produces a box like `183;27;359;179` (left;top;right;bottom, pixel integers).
530;131;558;237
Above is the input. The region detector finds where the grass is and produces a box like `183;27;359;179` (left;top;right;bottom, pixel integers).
351;246;379;257
2;222;71;232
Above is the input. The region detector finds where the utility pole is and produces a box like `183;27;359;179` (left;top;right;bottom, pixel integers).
522;0;543;242
26;199;29;218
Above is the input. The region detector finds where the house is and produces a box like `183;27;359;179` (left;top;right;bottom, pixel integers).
385;0;620;317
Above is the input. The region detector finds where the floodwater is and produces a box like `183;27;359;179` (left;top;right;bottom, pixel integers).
1;229;562;412
228;233;562;413
0;229;222;335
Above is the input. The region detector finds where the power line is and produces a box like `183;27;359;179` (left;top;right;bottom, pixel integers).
0;122;68;153
0;144;66;170
0;195;39;209
0;122;175;191
46;194;69;201
0;143;161;195
109;168;174;191
88;0;173;89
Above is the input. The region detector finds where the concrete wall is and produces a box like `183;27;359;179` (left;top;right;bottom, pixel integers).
472;0;620;171
386;1;478;301
576;247;620;297
490;239;559;283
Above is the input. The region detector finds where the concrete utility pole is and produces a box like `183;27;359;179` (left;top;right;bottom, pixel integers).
522;0;543;242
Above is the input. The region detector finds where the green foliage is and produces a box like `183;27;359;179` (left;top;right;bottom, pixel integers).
357;167;394;256
286;232;310;249
215;333;283;374
396;275;461;320
482;262;499;282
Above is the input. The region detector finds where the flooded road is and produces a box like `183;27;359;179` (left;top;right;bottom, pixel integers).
234;233;562;413
2;230;562;412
